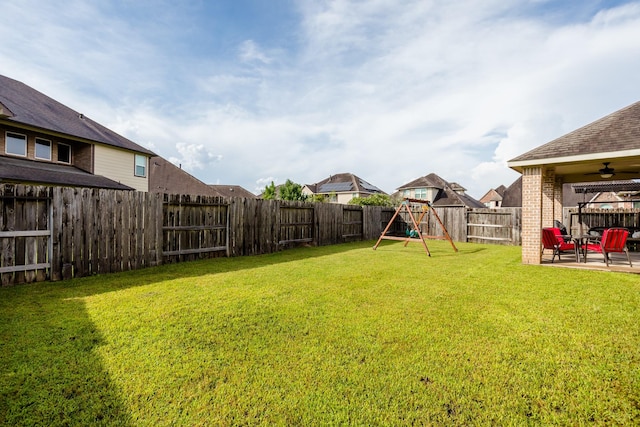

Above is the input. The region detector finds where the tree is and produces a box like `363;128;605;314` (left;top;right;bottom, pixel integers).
279;179;307;201
348;194;394;207
262;181;277;200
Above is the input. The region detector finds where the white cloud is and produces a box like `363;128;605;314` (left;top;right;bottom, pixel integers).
3;1;640;199
239;40;272;64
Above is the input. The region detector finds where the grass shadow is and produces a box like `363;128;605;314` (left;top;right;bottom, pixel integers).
0;290;133;426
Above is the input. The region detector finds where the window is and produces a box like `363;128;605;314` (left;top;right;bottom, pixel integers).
57;143;71;163
415;188;427;199
5;132;27;156
35;138;51;160
134;154;147;177
403;189;410;198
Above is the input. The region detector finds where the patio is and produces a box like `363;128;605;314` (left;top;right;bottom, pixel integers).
507;100;640;266
541;245;640;274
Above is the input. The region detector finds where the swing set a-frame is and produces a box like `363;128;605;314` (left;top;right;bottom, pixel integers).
373;198;458;256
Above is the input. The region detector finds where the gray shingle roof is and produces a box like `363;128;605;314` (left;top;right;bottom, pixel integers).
208;185;257;198
0;75;154;155
395;173;484;208
307;173;386;195
509;100;640;163
0;156;133;190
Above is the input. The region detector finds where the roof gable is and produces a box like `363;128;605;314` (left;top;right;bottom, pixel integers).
307;173;386;194
397;173;444;190
0;75;154;156
396;173;484;208
209;185;256;198
509;100;640;164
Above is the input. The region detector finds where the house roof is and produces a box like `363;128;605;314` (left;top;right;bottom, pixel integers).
396;173;485;208
507;101;640;185
305;173;386;195
500;177;522;207
509;101;640;165
0;75;154;156
208;185;256;198
0;155;133;190
149;156;220;196
396;174;444;191
479;188;503;204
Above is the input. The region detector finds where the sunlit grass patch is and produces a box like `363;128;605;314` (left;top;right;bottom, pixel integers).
2;240;639;425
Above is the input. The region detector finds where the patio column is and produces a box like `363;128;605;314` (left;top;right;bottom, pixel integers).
553;177;564;224
522;167;543;264
541;168;557;227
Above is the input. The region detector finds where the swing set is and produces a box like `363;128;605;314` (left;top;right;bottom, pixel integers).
373;198;458;256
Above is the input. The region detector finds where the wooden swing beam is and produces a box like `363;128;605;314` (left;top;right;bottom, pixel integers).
372;198;458;255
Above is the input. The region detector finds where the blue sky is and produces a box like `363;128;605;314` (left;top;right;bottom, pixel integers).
2;0;640;198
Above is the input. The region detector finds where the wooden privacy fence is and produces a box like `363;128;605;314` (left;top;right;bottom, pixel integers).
565;208;640;235
0;185;392;285
0;183;524;286
466;208;522;246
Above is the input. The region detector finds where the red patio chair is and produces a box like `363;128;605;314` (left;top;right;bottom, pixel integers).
581;227;632;267
541;227;575;263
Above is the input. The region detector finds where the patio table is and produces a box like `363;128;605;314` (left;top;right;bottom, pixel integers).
573;234;601;263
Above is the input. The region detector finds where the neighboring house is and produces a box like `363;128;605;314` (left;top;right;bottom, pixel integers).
0;75;155;191
149;156;220;196
302;173;387;204
479;185;507;208
394;173;485;208
149;156;256;198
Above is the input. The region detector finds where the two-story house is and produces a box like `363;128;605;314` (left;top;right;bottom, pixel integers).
395;173;485;207
0;75;155;191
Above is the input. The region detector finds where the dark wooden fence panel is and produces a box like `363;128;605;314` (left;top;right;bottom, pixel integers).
163;193;228;262
228;197;282;256
567;208;640;235
0;185;52;285
342;206;363;241
47;187;162;281
279;202;314;247
466;208;521;245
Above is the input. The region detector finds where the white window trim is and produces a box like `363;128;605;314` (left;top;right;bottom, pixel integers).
134;154;147;177
35;137;52;160
57;142;72;164
5;131;27;157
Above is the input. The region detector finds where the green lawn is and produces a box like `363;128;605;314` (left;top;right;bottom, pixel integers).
1;240;639;426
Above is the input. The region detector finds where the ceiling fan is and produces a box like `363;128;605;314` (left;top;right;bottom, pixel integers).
584;162;639;179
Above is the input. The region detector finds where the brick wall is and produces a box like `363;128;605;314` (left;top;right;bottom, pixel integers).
522;167;542;264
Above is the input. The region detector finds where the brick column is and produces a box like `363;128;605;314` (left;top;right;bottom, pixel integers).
541;169;556;228
522;167;543;264
553;177;563;224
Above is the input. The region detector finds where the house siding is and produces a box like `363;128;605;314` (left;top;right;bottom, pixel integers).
94;145;148;192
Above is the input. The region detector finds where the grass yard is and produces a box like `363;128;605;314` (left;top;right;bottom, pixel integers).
1;240;639;426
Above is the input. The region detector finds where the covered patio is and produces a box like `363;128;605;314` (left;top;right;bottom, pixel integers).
508;100;640;271
541;245;640;274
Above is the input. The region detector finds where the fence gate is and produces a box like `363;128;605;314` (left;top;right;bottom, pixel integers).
466;208;520;245
0;185;52;285
162;194;229;263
